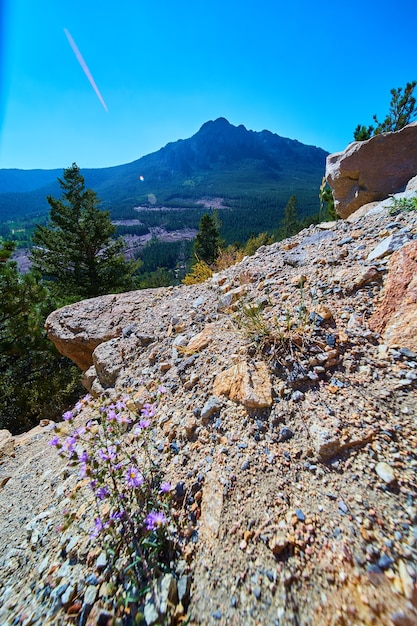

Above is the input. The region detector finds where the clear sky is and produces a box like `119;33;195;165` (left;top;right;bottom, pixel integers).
1;0;417;170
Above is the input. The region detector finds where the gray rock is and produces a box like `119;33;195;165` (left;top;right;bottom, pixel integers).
83;584;98;605
192;296;206;308
144;600;159;625
218;292;234;310
177;574;191;605
157;573;178;615
367;231;411;261
201;396;222;422
96;551;108;570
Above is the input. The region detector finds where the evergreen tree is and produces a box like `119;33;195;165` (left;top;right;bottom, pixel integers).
281;195;301;238
243;232;274;256
31;163;139;299
353;124;374;141
354;81;417;140
0;241;81;433
193;213;221;265
373;81;417;134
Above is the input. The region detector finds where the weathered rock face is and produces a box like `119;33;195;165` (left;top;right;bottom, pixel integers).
46;288;174;371
326;122;417;218
370;240;417;352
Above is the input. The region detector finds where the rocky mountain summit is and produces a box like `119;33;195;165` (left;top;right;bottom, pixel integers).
1;174;417;624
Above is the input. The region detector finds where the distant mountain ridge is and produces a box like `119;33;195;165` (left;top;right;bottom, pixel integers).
0;118;328;222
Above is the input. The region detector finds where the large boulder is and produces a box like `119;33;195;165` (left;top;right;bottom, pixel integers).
326;122;417;218
45;289;162;371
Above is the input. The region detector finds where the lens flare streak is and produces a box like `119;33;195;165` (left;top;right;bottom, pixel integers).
64;28;108;112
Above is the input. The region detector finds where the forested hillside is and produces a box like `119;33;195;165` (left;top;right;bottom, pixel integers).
0;118;327;245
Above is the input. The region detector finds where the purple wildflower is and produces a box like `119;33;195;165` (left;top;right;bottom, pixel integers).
159;481;172;494
116;399;126;410
145;511;167;531
62;410;73;421
48;436;60;447
80;463;88;478
116;412;132;424
141;403;156;418
107;409;117;421
98;445;117;462
158;385;167;394
62;435;77;455
125;466;144;488
95;486;110;500
110;509;125;521
79;450;89;463
73;401;83;413
135;418;151;433
90;517;105;538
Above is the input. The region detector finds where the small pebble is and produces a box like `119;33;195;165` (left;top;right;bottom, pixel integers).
338;500;348;514
296;509;305;522
253;586;262;600
375;461;396;485
378;554;394;570
280;427;294;442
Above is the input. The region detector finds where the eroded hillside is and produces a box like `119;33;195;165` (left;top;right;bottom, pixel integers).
1;192;417;626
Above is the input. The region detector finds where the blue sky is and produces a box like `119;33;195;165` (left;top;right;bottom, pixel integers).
1;0;417;170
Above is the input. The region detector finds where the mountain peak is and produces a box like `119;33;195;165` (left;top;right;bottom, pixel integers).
197;117;235;135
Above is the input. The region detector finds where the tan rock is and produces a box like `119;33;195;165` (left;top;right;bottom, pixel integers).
351;267;382;291
291;274;307;287
308;416;342;459
326;123;417;218
0;430;14;459
312;304;334;321
199;469;224;540
370;240;417;352
346;202;381;223
184;324;214;355
92;338;124;388
213;360;272;408
269;534;289;555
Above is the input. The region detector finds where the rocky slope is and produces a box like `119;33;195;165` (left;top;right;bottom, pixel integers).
1;190;417;626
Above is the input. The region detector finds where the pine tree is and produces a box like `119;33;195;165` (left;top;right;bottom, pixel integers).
0;241;80;433
353;124;374;141
31;163;139;299
193;213;221;265
354;81;417;140
282;195;301;238
373;81;417;133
